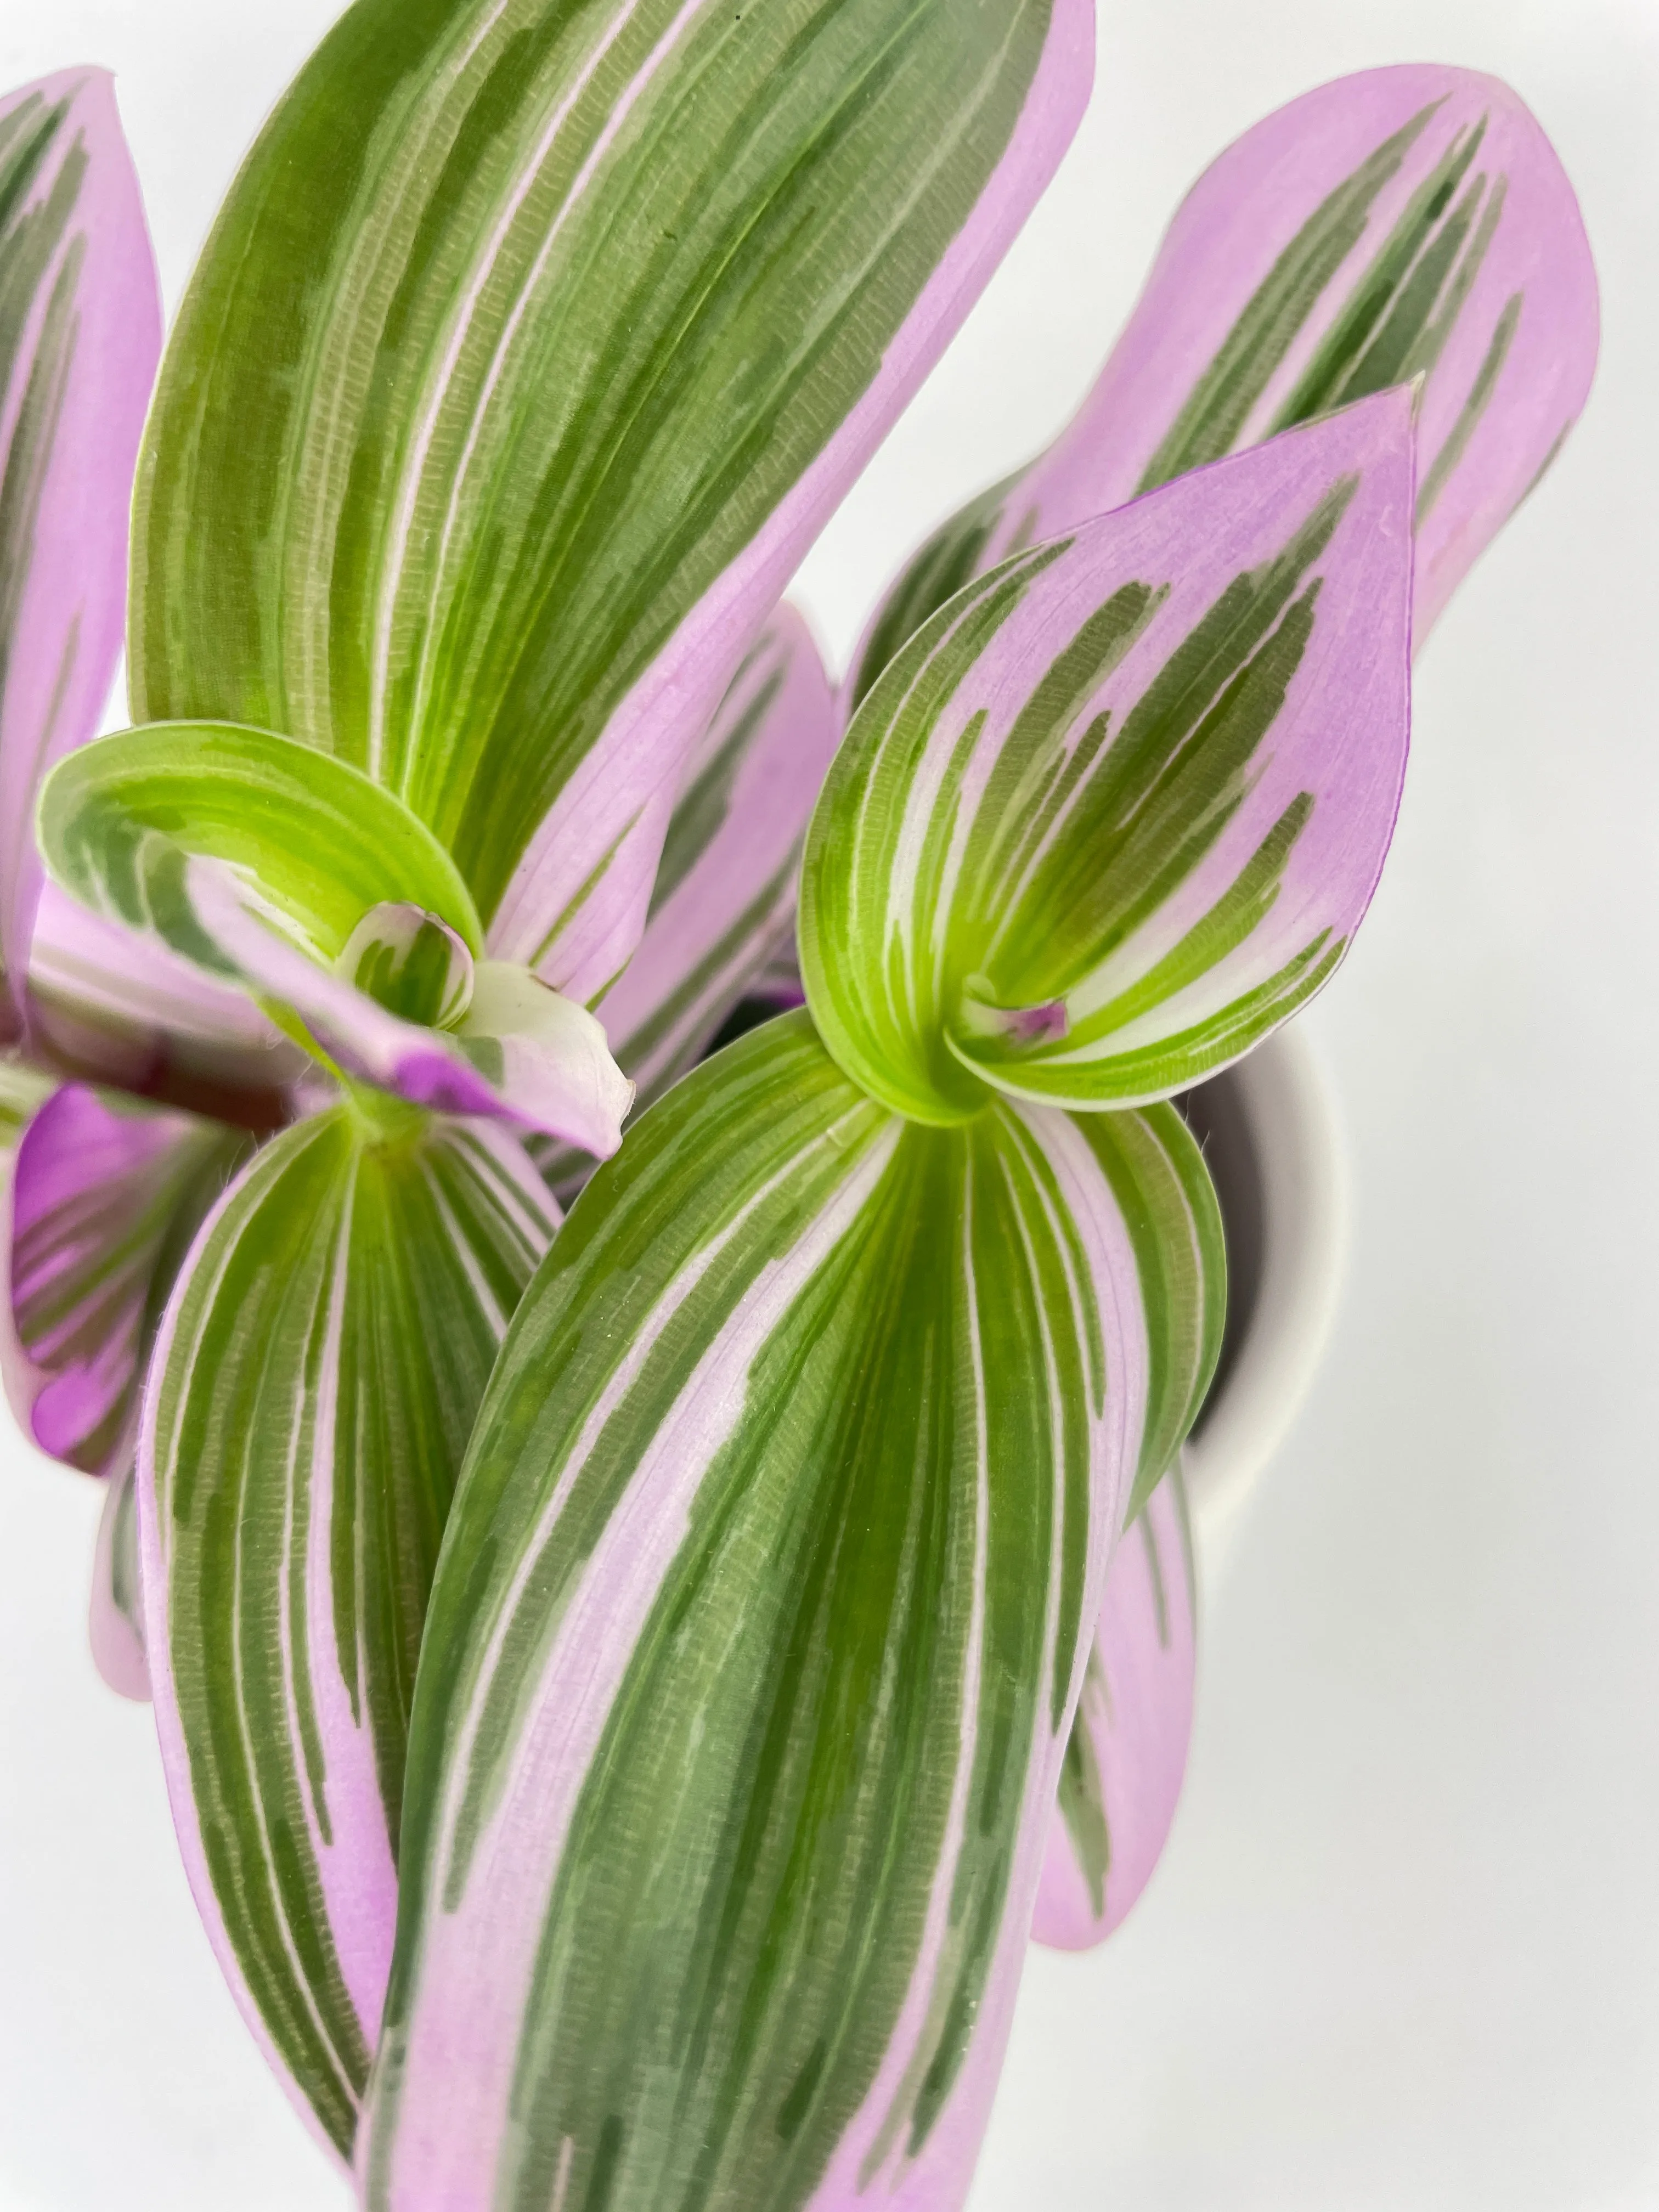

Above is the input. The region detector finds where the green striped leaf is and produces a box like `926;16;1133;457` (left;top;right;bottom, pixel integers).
131;0;1096;1006
37;723;632;1152
1037;1459;1195;1948
1032;1104;1217;1947
803;397;1413;1121
37;719;482;972
851;63;1598;696
527;606;837;1191
362;1012;1159;2211
140;1105;559;2158
1080;1101;1224;1527
0;71;159;1039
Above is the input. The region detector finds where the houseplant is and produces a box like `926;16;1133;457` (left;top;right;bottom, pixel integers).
0;12;1596;2204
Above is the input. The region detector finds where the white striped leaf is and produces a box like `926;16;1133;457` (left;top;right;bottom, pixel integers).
131;0;1096;1008
140;1105;560;2159
1035;1459;1196;1949
37;721;632;1153
851;63;1598;697
362;1011;1167;2212
0;71;159;1041
1031;1102;1218;1949
528;605;837;1190
802;396;1413;1121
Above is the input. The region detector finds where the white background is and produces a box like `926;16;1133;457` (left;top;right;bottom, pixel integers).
1;0;1656;2205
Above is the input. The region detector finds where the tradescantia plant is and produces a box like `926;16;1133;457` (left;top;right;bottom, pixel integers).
0;15;1597;2211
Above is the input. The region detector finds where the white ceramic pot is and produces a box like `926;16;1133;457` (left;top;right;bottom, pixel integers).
1181;1026;1350;1573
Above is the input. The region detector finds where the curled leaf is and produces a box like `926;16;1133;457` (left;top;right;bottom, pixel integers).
133;0;1098;1007
804;397;1414;1121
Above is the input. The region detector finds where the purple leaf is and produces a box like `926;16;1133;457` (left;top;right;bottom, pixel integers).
4;1082;247;1475
0;71;161;1040
596;606;838;1108
1034;1464;1195;1948
853;64;1598;697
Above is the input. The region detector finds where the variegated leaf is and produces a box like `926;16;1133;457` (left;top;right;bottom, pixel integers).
0;71;160;1040
1036;1460;1195;1949
140;1105;560;2159
804;396;1414;1121
37;721;633;1152
131;0;1096;1008
27;882;305;1101
89;1458;149;1701
851;64;1597;698
5;1082;249;1477
528;606;837;1189
362;1012;1160;2212
1032;1100;1218;1948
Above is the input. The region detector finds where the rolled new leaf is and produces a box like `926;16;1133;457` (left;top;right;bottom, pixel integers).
852;63;1598;696
530;606;838;1188
5;1083;248;1476
140;1105;560;2158
132;0;1096;1007
0;71;160;1040
1035;1462;1195;1949
37;721;632;1153
362;1013;1160;2212
804;395;1413;1120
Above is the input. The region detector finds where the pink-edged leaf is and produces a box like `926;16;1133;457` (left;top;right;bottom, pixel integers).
4;1081;248;1476
361;1013;1158;2212
804;394;1415;1122
37;719;634;1153
26;880;304;1097
1035;1462;1195;1949
131;0;1094;1011
191;868;633;1156
853;63;1597;697
141;1106;560;2159
527;606;837;1189
89;1458;149;1701
0;71;161;1038
597;607;838;1108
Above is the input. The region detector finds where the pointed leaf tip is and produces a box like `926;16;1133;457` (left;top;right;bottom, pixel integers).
131;0;1093;1007
854;60;1597;690
805;394;1415;1121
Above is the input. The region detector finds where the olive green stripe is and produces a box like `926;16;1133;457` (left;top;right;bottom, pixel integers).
132;0;1062;924
153;1108;554;2154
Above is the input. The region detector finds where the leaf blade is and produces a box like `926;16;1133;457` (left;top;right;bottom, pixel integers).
0;71;161;1037
362;1013;1151;2212
803;397;1413;1119
140;1107;559;2157
132;0;1096;1002
852;62;1597;694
